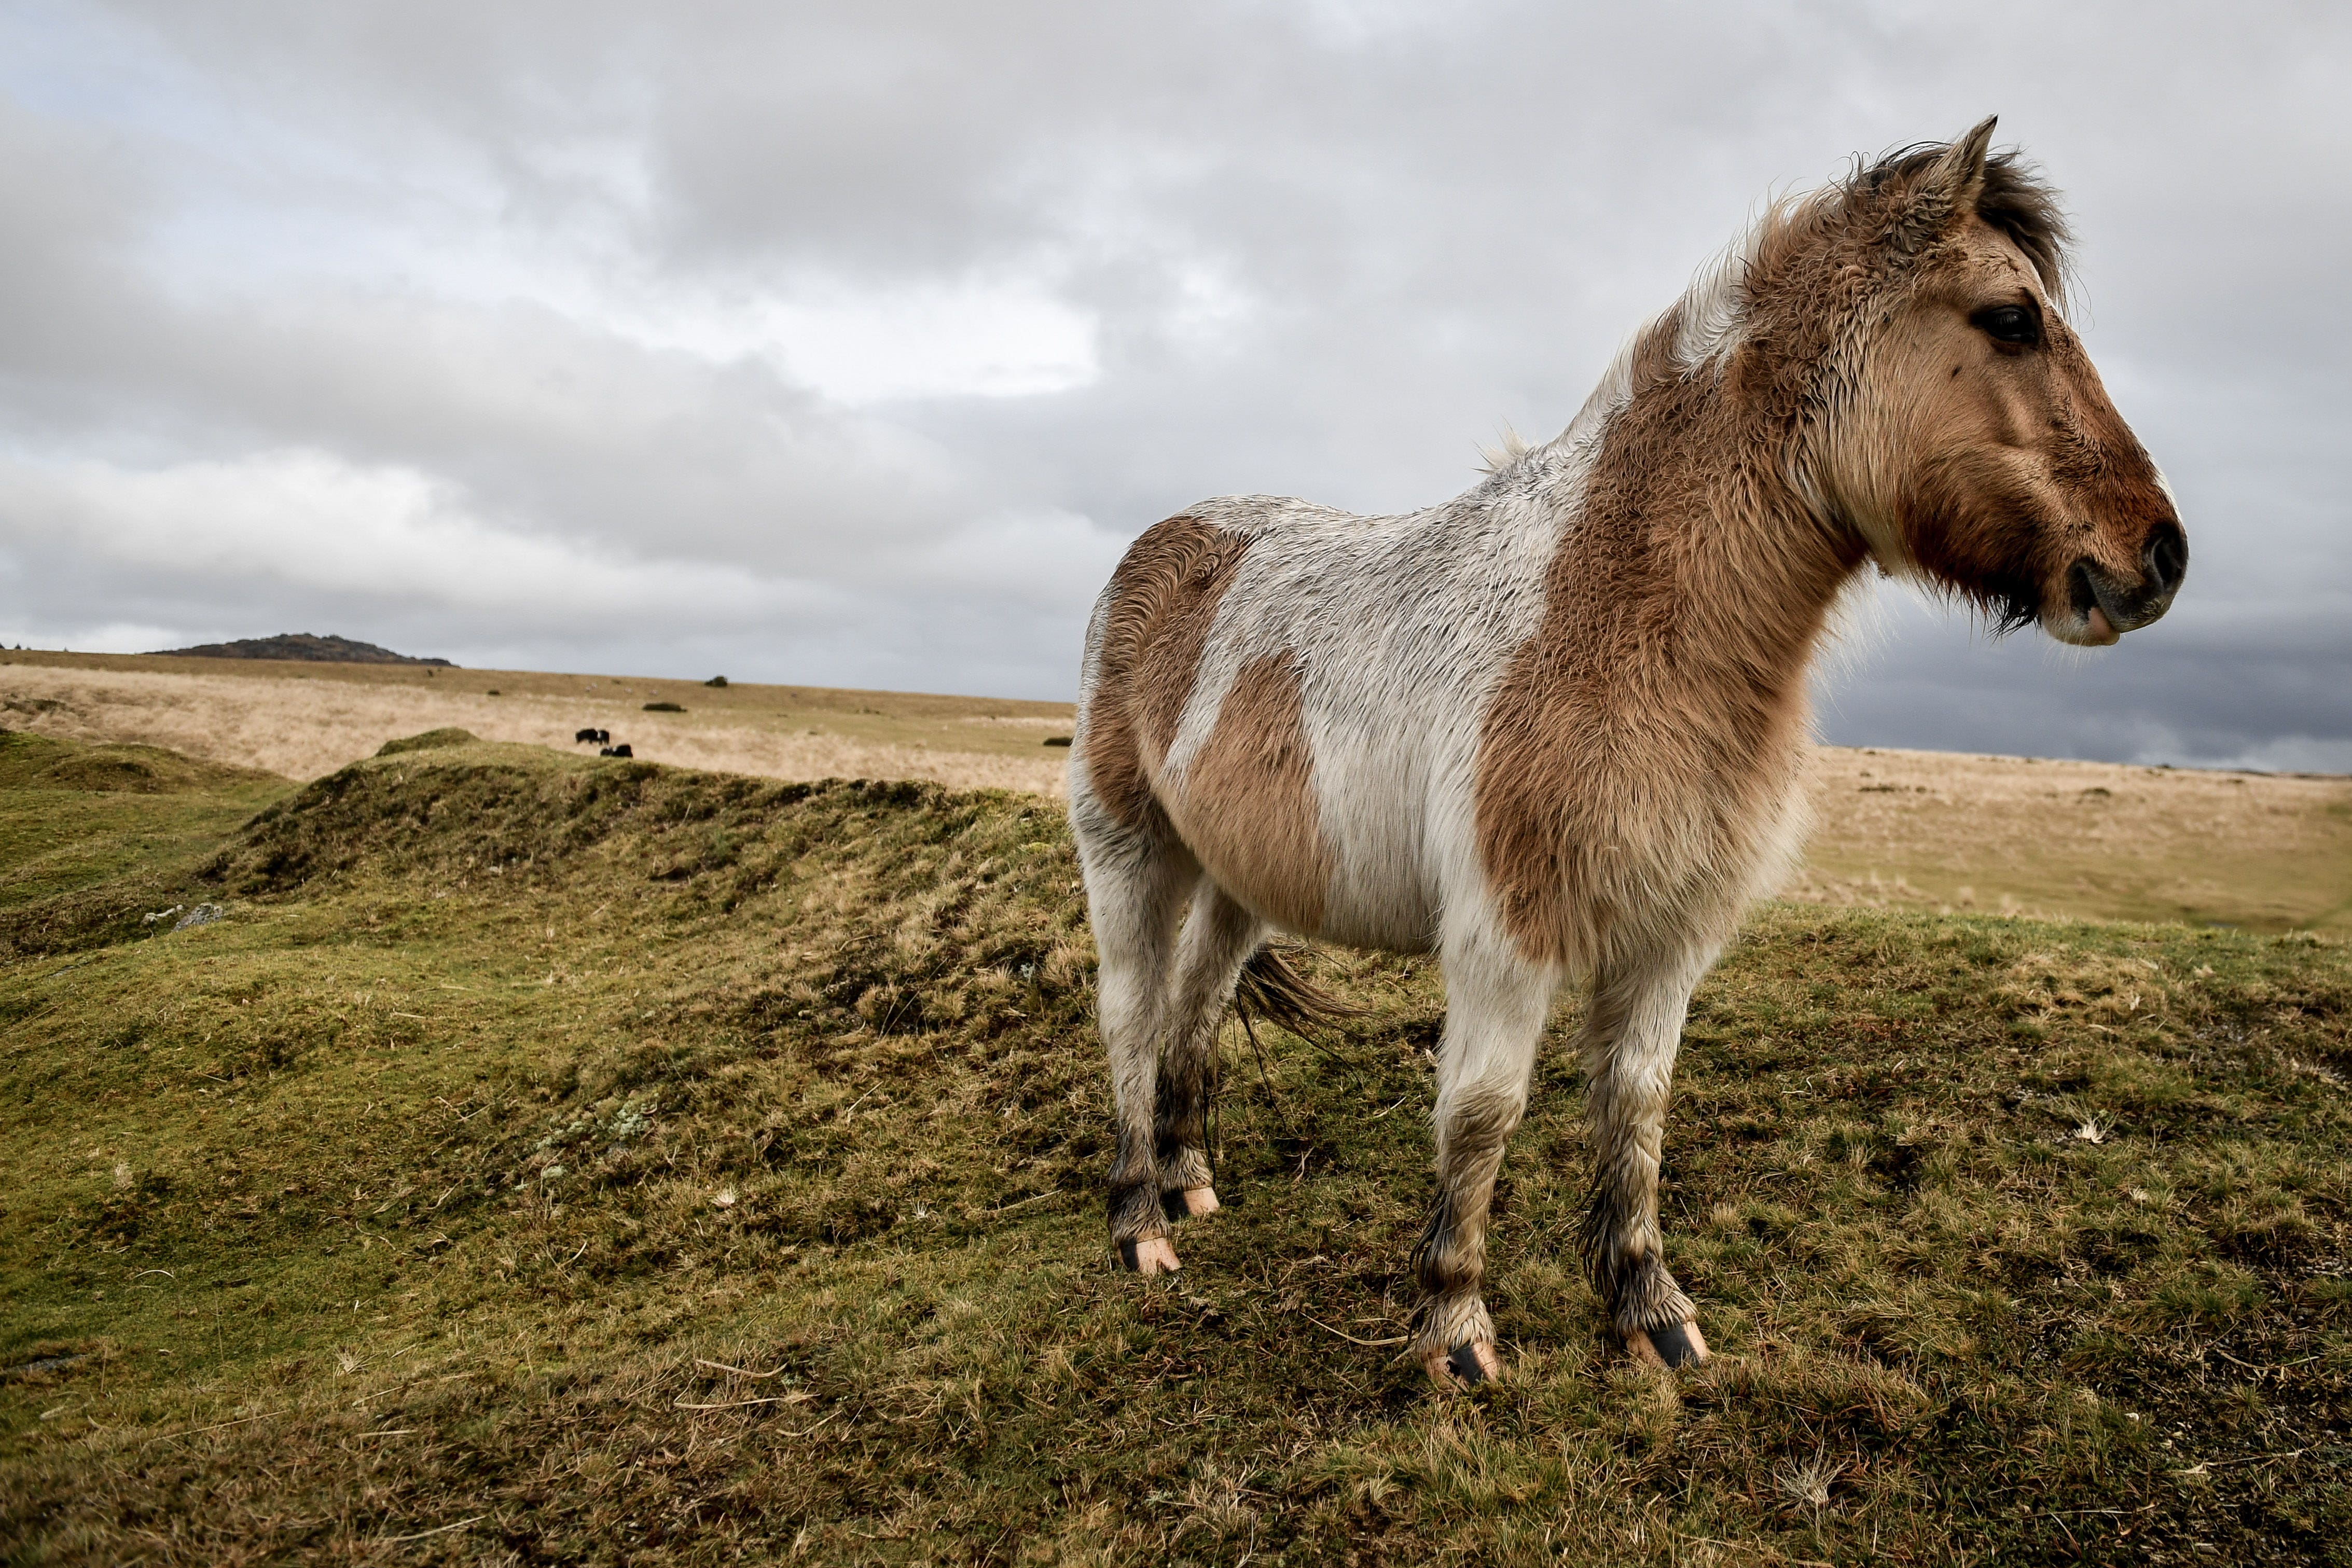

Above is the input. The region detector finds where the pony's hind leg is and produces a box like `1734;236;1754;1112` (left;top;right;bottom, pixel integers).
1412;931;1560;1388
1077;823;1199;1276
1576;941;1717;1368
1154;883;1263;1222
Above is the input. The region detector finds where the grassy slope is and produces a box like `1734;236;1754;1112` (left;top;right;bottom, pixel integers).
1;737;2348;1565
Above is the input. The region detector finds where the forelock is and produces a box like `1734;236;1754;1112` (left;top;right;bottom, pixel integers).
1971;152;2072;303
1850;140;2074;305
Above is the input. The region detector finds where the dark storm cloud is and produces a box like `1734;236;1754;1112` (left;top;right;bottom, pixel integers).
0;1;2345;765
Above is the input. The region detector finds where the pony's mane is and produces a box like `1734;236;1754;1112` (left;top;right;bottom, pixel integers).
1509;213;1774;471
1490;130;2072;476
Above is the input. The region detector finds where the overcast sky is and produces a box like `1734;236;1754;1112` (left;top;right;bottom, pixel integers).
1;2;2345;768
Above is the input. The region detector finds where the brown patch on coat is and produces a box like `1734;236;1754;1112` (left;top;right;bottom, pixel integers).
1470;172;1905;967
1167;652;1331;935
1083;515;1251;834
1473;326;1859;965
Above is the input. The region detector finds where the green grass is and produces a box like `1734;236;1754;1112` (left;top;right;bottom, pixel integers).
0;729;290;953
2;734;2348;1564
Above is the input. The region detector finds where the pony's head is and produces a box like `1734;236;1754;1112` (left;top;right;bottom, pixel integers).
1782;118;2186;645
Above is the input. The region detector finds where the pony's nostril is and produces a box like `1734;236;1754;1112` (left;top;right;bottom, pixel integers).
2068;559;2100;619
2142;521;2188;598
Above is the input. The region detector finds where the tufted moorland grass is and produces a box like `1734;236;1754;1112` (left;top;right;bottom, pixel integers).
0;732;2347;1564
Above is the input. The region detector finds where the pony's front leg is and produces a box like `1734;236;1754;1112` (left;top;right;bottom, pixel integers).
1412;936;1559;1388
1576;942;1716;1367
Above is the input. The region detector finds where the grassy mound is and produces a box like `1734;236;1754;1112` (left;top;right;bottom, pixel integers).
0;729;280;796
0;732;290;960
372;726;480;757
1;740;2347;1563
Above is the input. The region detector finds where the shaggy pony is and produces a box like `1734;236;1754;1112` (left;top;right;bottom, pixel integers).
1068;119;2185;1383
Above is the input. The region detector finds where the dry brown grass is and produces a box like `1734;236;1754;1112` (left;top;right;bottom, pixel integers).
0;653;1071;796
4;651;2346;932
1795;746;2352;934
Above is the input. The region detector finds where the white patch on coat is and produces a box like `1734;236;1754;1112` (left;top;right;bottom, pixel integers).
1090;189;1790;963
1157;424;1615;953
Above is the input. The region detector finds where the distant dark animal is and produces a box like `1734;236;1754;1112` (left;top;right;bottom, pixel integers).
1044;736;1074;747
1069;119;2184;1386
599;744;633;758
574;728;611;745
644;702;685;713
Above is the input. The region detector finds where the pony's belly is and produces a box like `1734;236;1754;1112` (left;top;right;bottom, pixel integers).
1309;746;1447;954
1175;812;1437;954
1210;831;1440;954
1314;879;1440;955
1145;632;1461;955
1179;826;1327;939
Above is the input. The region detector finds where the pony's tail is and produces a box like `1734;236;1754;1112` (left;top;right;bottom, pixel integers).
1232;942;1365;1038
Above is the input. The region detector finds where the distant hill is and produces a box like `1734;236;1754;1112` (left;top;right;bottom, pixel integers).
146;632;455;667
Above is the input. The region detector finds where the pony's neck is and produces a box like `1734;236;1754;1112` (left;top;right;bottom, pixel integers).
1691;388;1866;679
1547;355;1868;739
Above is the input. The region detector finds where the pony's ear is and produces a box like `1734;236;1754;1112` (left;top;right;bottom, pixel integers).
1930;116;1998;213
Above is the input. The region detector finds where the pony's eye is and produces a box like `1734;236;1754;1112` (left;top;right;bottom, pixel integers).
1972;303;2041;348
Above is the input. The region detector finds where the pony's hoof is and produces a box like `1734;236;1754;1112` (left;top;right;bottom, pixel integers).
1117;1237;1181;1276
1423;1340;1502;1389
1626;1320;1709;1369
1160;1186;1220;1220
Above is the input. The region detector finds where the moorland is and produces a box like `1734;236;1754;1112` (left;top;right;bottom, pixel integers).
0;657;2347;1563
5;648;2349;935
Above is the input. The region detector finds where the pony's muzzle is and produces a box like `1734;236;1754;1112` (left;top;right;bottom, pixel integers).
2068;519;2186;640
